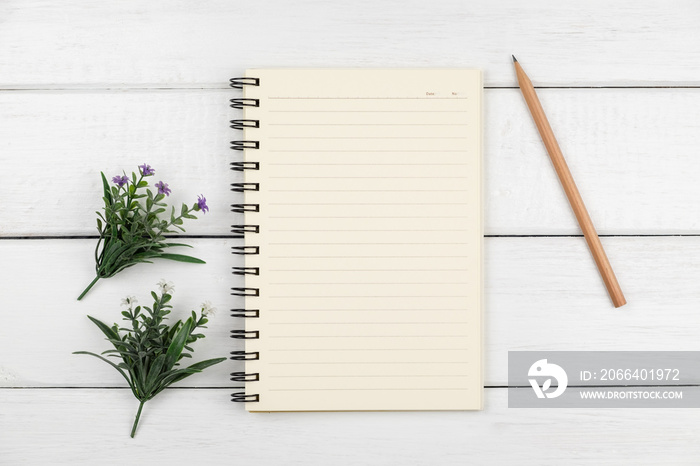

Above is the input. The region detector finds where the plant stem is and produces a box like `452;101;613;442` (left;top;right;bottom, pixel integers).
130;400;146;438
77;276;100;301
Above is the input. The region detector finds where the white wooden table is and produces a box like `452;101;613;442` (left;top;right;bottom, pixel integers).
2;1;700;464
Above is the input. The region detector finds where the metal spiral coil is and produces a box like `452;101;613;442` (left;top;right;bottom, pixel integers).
230;75;261;404
231;392;259;403
231;140;260;151
231;372;260;382
231;287;259;297
232;267;260;276
230;182;260;192
231;224;259;235
229;77;260;88
231;246;260;255
231;309;260;318
230;329;260;339
230;98;259;109
230;119;260;130
230;350;260;361
231;203;259;213
230;161;260;171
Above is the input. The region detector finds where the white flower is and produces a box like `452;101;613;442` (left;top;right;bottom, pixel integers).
201;300;216;317
120;296;138;310
157;279;175;295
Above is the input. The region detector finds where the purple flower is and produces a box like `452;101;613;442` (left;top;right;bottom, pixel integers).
155;181;171;196
197;194;209;214
139;163;155;176
112;175;129;187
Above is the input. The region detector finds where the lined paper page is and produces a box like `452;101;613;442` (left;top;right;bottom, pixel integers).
242;69;482;411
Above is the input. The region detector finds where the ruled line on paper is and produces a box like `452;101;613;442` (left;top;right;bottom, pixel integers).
268;190;469;193
268;203;470;206
269;150;468;153
268;229;470;232
268;97;470;100
268;348;470;351
268;282;467;285
267;256;468;259
268;388;470;391
269;375;469;378
266;308;467;311
268;163;470;166
269;110;469;113
269;123;466;126
268;336;471;339
268;242;470;245
268;176;469;179
269;322;470;325
267;216;468;219
268;361;469;365
269;137;470;139
268;294;469;299
269;268;469;272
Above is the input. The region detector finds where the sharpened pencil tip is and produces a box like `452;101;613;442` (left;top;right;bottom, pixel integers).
512;55;518;63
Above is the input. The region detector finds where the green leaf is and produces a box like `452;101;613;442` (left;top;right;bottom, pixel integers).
73;351;136;395
158;253;205;264
87;315;121;343
162;243;193;249
145;354;167;393
164;319;193;370
167;358;227;385
100;172;112;204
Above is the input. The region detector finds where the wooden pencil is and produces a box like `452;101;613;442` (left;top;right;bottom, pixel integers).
512;56;626;308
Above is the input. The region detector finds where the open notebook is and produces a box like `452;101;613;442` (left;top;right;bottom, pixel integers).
229;69;483;411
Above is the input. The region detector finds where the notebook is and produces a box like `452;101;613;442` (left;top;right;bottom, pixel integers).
229;69;483;412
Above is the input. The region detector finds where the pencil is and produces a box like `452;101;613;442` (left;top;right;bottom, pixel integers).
512;56;626;308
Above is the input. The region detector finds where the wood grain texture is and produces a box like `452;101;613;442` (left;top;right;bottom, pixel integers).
2;1;699;463
2;388;699;465
1;89;700;236
0;0;698;87
3;236;700;388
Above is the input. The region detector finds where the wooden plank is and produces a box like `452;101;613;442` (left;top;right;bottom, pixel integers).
1;89;699;236
1;387;698;464
0;239;239;388
0;0;698;87
3;236;699;387
0;90;237;236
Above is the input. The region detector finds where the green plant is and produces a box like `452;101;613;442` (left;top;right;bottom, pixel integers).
78;164;209;300
74;280;225;437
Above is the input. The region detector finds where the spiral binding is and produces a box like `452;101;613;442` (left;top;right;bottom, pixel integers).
230;161;260;171
230;120;260;130
231;183;260;192
230;350;259;360
231;224;259;235
231;141;260;151
231;309;260;318
229;77;260;89
230;75;261;404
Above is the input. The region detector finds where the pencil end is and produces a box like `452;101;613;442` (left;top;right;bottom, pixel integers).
511;55;517;63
